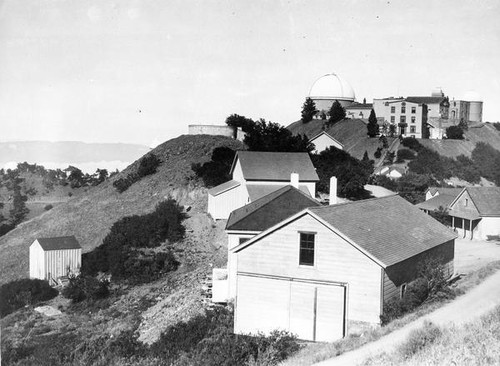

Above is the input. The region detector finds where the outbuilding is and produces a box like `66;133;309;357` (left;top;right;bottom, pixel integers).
29;236;82;284
308;131;344;153
232;195;456;342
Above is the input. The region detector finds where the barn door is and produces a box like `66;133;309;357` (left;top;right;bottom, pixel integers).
289;283;315;340
315;285;345;342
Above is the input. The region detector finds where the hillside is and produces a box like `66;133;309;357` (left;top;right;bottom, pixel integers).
0;134;244;285
418;122;500;157
287;118;395;161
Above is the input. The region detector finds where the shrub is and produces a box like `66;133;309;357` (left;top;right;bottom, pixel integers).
401;137;422;151
380;278;429;325
445;125;464;139
374;147;382;159
396;148;416;162
0;279;58;317
62;275;110;303
44;204;53;211
114;154;161;193
397;321;442;359
192;146;236;187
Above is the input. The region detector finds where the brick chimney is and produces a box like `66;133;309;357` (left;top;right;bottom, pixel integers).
329;176;338;205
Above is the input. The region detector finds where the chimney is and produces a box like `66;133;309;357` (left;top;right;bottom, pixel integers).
329;176;338;205
290;172;299;189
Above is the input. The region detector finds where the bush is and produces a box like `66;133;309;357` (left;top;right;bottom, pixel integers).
380;278;429;325
401;137;422;151
374;147;382;159
114;154;161;193
397;321;442;359
192;146;236;187
445;125;464;140
44;204;53;211
396;148;416;162
0;279;58;317
81;199;184;283
62;275;110;303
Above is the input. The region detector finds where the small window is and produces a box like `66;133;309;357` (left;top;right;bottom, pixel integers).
411;106;416;114
411;116;416;123
391;106;396;113
299;233;315;266
400;283;407;299
410;126;416;133
400;116;406;123
465;198;468;207
401;106;406;114
391;116;395;123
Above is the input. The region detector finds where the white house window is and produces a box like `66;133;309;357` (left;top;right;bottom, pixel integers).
411;106;416;114
411;116;416;123
401;106;406;114
391;106;396;113
299;233;315;266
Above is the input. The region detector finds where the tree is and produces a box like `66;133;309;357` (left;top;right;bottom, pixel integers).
445;125;464;140
66;166;85;188
429;206;449;226
192;147;236;187
327;100;346;127
367;109;380;137
379;135;389;149
225;114;255;138
243;119;313;153
301;98;318;123
9;185;29;225
458;118;468;131
389;124;397;137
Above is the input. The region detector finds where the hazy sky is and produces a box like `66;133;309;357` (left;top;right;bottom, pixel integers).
1;0;499;146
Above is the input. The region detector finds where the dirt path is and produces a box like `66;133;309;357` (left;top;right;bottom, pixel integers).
314;269;500;366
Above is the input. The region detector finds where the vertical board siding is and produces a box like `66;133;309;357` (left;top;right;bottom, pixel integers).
208;185;248;220
44;248;82;281
315;284;345;342
237;214;382;324
289;282;315;340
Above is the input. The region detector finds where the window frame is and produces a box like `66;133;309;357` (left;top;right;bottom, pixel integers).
411;106;416;114
298;232;316;267
390;106;396;113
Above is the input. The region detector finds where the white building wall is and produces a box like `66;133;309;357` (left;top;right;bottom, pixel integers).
44;248;82;281
311;134;343;153
478;217;500;240
227;232;256;299
236;214;383;324
29;241;45;280
231;159;245;182
208;185;249;220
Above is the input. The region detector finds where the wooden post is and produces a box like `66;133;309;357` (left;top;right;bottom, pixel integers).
470;219;473;240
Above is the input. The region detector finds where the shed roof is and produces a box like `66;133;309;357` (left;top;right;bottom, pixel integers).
416;194;457;212
208;179;240;197
308;195;457;267
226;185;320;232
35;236;81;251
231;151;319;182
246;184;311;202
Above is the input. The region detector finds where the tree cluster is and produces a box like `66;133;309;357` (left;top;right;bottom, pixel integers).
445;125;464;140
192;146;236;187
327;100;346;127
0;279;58;318
61;275;110;303
81;199;184;283
311;147;373;200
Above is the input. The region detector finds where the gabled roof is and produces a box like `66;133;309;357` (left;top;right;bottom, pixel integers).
308;131;344;148
364;184;396;198
406;96;446;105
35;236;81;251
416;194;457;212
426;187;463;197
236;195;456;268
208;180;240;197
230;151;319;182
450;187;500;216
246;184;310;202
226;185;320;232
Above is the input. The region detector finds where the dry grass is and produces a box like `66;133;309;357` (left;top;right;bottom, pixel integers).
281;263;500;366
362;305;500;365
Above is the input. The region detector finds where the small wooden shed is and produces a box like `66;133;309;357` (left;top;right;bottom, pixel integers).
29;236;82;283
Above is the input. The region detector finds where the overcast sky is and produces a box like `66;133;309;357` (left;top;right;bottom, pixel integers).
1;0;499;147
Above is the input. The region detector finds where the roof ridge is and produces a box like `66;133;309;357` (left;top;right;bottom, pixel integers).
309;194;400;211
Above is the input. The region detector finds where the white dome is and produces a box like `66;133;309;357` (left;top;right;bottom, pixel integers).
309;73;355;101
461;90;482;102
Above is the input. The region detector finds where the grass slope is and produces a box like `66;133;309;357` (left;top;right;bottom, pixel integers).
287;119;394;161
419;122;500;157
0;134;244;285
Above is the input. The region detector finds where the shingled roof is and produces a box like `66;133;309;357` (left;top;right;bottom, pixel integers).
426;187;463;197
453;187;500;216
416;194;458;212
406;96;446;105
35;236;81;251
231;151;319;182
226;185;320;232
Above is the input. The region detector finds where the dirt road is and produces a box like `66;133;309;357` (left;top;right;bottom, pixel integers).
315;268;500;366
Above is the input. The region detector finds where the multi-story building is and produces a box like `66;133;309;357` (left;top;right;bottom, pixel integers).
373;98;428;138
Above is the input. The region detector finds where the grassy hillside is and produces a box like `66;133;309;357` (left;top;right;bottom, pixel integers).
0;134;244;285
419;122;500;157
287;118;395;161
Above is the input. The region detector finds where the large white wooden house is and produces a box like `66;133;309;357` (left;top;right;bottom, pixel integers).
207;151;319;220
232;195;456;342
308;131;344;154
29;236;82;284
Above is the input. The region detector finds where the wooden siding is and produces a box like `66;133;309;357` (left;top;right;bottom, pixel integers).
311;133;343;153
227;233;255;299
236;214;383;324
449;190;480;218
29;241;46;279
208;185;249;220
383;240;455;306
232;159;245;182
43;248;82;281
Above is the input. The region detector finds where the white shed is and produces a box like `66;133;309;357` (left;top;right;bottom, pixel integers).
308;131;344;153
29;236;82;284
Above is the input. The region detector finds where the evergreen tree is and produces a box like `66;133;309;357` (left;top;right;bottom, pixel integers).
367;109;379;137
301;98;318;123
327;100;346;127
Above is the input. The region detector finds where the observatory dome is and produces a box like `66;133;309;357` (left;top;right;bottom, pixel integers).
309;73;356;102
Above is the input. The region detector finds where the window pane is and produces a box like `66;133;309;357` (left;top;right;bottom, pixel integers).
299;233;315;265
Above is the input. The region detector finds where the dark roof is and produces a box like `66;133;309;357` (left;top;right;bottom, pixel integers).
345;103;373;109
308;131;344;147
426;187;463;197
226;185;321;232
246;184;310;201
208;180;240;196
406;96;446;105
35;236;81;251
309;195;457;267
232;151;319;182
462;187;500;216
416;194;457;211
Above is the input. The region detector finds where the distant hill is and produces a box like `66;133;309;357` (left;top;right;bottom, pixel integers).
287;118;395;161
0;141;150;173
419;122;500;157
0;135;244;285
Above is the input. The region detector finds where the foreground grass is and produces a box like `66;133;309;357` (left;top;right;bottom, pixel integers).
281;261;500;366
362;304;500;365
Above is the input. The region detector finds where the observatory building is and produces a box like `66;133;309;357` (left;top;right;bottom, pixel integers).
308;73;356;116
